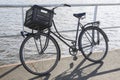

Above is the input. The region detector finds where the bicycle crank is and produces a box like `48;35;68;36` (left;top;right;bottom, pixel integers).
69;47;78;61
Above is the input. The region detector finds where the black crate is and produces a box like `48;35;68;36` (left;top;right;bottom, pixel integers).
24;5;54;30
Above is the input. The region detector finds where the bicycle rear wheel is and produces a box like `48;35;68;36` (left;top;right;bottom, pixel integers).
20;33;60;75
78;26;108;62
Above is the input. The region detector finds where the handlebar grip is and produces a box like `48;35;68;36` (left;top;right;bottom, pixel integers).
64;4;71;7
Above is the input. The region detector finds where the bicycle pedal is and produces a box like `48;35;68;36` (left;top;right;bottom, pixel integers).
73;56;78;61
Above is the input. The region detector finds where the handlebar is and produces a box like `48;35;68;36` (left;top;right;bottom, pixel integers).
52;4;71;10
64;4;71;7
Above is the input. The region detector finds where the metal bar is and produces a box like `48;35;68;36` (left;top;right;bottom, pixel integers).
93;6;98;21
102;26;120;29
0;3;120;8
70;3;120;6
0;26;120;38
0;35;21;38
21;7;24;32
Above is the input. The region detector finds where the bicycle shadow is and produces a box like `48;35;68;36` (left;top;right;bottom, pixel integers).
0;64;22;78
53;61;104;80
30;57;120;80
29;58;102;80
0;57;120;80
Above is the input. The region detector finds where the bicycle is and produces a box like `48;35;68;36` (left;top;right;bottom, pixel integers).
19;4;109;75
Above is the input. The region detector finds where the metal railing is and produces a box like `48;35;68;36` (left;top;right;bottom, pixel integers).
0;3;120;38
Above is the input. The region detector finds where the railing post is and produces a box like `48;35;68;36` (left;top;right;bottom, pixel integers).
21;7;24;31
93;5;98;21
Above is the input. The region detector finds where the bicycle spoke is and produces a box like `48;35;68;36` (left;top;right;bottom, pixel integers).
34;37;40;54
39;35;43;52
82;44;92;49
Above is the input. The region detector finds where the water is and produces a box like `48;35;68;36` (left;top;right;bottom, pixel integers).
0;0;120;65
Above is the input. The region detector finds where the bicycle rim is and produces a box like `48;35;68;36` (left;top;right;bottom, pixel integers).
20;33;60;75
79;26;108;62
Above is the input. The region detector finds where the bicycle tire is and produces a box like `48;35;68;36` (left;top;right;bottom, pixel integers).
20;32;60;75
78;26;108;62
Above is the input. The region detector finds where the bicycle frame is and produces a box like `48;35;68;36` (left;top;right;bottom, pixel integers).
49;18;83;50
48;19;100;51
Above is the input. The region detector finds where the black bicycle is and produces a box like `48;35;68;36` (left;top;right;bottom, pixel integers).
19;4;109;75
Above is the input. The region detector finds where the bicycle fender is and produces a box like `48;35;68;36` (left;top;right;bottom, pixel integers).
83;21;100;28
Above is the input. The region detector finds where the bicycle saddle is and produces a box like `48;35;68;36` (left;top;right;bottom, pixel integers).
73;13;86;18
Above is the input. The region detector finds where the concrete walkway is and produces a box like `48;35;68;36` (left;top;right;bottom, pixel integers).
0;49;120;80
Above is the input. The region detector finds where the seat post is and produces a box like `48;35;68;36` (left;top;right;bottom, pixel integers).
75;18;80;47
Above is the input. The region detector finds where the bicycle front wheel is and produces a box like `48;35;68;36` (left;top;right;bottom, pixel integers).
20;33;60;75
78;26;108;62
